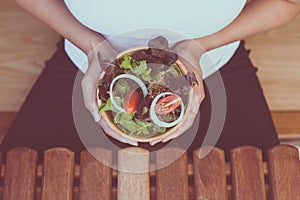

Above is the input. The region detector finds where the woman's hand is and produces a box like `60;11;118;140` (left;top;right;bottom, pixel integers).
81;39;138;146
150;39;206;145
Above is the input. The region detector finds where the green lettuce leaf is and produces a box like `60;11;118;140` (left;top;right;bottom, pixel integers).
113;112;166;135
132;60;152;81
114;112;141;133
120;54;133;69
98;97;123;113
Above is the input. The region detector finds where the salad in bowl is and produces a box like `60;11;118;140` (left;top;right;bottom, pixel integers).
97;37;199;142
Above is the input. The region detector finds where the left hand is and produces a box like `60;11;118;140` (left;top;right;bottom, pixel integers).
150;39;206;145
81;39;117;122
81;38;138;146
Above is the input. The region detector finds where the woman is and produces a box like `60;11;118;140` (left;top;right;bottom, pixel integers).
1;0;299;158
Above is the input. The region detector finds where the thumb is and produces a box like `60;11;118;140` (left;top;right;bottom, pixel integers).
81;75;100;122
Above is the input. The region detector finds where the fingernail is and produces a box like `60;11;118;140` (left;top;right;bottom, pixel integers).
162;138;170;143
92;110;100;122
129;141;138;146
150;141;160;146
150;142;155;146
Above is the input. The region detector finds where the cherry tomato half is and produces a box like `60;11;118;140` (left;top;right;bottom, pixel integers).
154;94;182;115
124;90;139;113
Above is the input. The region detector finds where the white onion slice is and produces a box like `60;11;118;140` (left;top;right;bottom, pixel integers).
150;92;185;128
110;74;148;113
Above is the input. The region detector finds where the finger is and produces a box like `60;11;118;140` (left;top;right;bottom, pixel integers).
178;53;205;104
163;108;197;143
81;75;100;122
196;91;205;105
99;118;138;146
176;112;196;135
102;126;138;146
108;131;138;146
192;91;204;111
161;124;183;142
162;124;187;143
111;133;138;146
192;77;205;105
82;52;107;122
150;124;180;145
162;131;180;143
149;140;161;146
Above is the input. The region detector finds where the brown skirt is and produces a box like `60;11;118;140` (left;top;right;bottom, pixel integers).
0;39;279;160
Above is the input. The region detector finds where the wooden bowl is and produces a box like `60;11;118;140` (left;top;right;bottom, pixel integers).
97;46;194;142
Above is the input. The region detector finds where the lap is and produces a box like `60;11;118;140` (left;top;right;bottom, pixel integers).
189;41;279;159
0;40;279;160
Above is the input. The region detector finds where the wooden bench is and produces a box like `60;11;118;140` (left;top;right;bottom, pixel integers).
1;145;300;200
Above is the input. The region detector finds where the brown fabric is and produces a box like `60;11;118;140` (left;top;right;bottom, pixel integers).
0;39;279;160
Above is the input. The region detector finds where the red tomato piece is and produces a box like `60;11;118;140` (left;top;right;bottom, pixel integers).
124;90;139;113
154;94;181;115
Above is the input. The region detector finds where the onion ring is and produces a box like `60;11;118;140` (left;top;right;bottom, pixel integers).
150;92;185;128
109;74;148;113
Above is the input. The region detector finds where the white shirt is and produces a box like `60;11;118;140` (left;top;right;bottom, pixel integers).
64;0;246;79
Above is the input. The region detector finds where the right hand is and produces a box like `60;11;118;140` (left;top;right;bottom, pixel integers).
81;38;138;146
150;39;205;145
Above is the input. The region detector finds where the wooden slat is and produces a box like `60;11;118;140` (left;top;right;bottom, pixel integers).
230;146;266;200
117;147;150;200
193;147;227;199
156;147;189;200
79;148;112;200
41;148;75;200
3;148;38;200
268;145;300;200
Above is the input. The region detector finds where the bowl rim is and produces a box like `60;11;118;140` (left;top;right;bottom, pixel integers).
97;46;194;142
